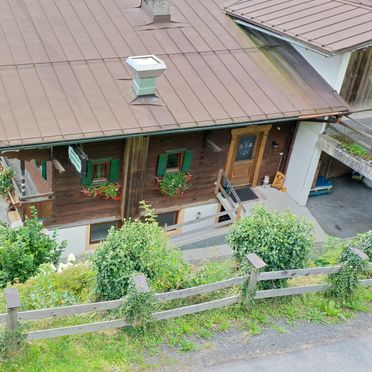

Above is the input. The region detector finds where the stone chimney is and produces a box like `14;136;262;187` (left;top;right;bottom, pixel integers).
142;0;171;22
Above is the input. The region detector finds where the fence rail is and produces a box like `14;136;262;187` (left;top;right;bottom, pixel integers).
2;251;371;347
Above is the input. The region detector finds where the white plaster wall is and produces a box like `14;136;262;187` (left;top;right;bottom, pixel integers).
181;203;219;233
285;121;325;206
293;45;351;92
46;225;87;258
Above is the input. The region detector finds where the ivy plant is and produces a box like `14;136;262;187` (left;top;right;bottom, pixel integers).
118;275;157;331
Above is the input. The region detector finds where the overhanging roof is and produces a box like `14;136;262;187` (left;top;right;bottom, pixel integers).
224;0;372;56
0;0;348;150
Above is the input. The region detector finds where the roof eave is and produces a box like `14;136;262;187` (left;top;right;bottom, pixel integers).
0;111;350;152
231;15;372;57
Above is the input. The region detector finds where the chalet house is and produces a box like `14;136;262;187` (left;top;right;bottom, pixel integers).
0;0;353;257
225;0;372;201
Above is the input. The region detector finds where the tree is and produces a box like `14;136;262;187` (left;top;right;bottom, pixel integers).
0;209;65;288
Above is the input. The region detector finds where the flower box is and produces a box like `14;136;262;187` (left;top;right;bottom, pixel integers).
155;172;192;197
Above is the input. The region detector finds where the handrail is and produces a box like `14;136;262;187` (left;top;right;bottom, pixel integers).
215;169;246;215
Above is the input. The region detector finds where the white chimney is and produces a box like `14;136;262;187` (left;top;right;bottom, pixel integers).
126;55;166;96
143;0;171;22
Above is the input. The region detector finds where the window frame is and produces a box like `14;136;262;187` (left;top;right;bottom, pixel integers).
165;152;184;173
92;160;111;184
89;220;119;245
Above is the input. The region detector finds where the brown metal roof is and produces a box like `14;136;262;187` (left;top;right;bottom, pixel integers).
0;0;348;149
224;0;372;55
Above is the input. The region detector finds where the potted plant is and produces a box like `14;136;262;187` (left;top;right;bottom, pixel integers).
157;171;192;197
0;166;15;198
81;182;121;201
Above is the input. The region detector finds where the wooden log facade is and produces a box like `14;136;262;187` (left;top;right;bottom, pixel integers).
7;122;296;229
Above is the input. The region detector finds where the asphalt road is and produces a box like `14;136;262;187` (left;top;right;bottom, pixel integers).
206;332;372;372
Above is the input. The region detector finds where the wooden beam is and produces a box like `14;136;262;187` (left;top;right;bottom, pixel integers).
206;139;222;152
52;159;65;174
1;149;50;161
121;137;149;219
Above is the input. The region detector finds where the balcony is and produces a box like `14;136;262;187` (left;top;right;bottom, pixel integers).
1;157;54;222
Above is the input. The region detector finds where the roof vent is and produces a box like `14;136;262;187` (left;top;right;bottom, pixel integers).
142;0;171;22
126;55;166;96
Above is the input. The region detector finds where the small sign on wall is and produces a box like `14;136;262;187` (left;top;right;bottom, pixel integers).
68;145;88;176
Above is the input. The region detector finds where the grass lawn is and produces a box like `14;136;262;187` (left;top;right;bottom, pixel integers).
1;285;372;372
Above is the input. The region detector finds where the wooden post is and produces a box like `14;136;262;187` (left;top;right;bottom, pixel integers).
245;253;267;305
4;287;21;352
133;274;150;293
236;204;242;221
215;169;223;195
20;160;26;197
349;247;369;261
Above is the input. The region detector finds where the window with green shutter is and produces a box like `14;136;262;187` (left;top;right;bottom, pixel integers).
80;158;120;186
156;149;193;177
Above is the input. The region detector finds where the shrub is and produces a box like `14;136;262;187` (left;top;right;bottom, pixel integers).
18;263;95;310
227;205;314;288
0;167;15;198
159;171;188;197
0;209;66;288
92;203;189;301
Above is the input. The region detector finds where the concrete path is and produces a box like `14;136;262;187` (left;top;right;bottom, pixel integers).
157;311;372;371
307;176;372;239
207;332;372;372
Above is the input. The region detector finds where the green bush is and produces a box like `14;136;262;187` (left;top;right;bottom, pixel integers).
0;209;66;288
227;205;314;288
92;203;189;301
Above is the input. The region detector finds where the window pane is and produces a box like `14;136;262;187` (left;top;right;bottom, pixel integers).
157;212;178;230
93;162;108;181
90;222;117;243
235;135;256;161
167;153;180;169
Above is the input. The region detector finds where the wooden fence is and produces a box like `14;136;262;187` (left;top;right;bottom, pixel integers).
1;251;371;348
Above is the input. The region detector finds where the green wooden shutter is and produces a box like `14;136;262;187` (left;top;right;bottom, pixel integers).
41;160;47;180
181;150;193;172
81;161;93;186
109;159;120;182
157;154;168;177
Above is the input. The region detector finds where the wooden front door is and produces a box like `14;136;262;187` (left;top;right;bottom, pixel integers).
226;125;271;186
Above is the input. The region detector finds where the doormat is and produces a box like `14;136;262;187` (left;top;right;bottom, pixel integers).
231;186;259;202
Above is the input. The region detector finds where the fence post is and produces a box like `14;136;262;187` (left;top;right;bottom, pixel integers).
4;287;21;352
245;253;267;304
133;274;150;293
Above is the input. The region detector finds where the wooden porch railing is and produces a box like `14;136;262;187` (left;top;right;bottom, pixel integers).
215;168;246;219
2;250;371;347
